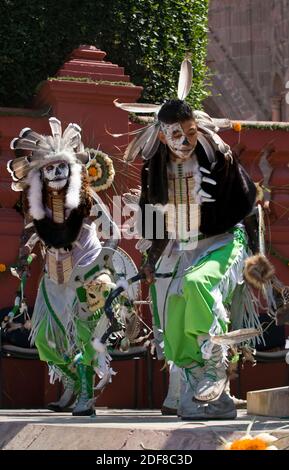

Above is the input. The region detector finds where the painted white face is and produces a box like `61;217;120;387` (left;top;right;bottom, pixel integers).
161;122;196;161
42;161;69;190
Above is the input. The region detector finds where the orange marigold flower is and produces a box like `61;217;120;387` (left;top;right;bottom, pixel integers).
230;438;267;450
88;166;98;177
0;263;7;272
233;122;242;132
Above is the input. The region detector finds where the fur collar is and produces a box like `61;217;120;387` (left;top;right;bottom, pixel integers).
33;207;86;250
27;163;83;220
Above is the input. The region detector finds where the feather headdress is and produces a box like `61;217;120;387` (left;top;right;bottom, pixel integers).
7;117;89;191
113;56;233;162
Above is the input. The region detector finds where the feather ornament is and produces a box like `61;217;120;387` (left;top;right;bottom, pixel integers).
61;123;81;149
177;57;193;100
123;123;160;162
194;110;231;132
10;137;51;153
49;117;62;151
211;328;261;345
114;99;161;114
18;128;50;148
7;157;31;181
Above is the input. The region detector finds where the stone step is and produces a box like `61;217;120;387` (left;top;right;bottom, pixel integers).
1;409;289;450
247;386;289;418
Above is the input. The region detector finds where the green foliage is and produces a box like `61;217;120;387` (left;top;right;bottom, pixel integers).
48;77;135;86
0;0;209;109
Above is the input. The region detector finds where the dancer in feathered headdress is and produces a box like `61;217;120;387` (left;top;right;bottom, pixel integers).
7;117;121;416
116;57;274;419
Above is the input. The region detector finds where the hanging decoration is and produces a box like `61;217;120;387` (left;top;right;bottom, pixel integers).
86;149;115;192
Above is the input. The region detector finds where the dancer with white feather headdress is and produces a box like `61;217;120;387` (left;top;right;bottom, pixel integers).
116;57;274;419
7;118;123;416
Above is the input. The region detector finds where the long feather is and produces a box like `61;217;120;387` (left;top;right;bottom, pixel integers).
7;157;31;181
19;129;46;144
123;137;139;162
177;58;193;100
11;138;51;152
114;99;161;114
19;127;32;138
61;123;81;149
212;118;231;129
68;133;81;149
211;328;260;346
49;117;62;151
194;110;231;131
142;124;161;160
19;128;41;141
49;117;62;138
106;123;153;139
123;125;159;162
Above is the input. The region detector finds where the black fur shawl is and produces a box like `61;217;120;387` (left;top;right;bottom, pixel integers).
33;203;88;250
26;173;93;250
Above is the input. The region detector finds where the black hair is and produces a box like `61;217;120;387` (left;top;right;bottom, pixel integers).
157;99;194;124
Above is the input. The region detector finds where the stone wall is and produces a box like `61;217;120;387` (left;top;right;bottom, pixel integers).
206;0;289;121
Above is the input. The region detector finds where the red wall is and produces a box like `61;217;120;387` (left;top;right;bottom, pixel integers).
222;127;289;284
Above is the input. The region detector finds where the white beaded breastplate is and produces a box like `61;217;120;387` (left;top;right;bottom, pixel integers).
166;156;201;241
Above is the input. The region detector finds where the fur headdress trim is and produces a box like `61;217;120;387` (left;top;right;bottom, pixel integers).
8;117;89;191
27;162;83;220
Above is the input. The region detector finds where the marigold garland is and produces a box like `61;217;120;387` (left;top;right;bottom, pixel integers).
86;149;115;192
232;122;241;132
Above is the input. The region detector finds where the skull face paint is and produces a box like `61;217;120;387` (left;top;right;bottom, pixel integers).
85;272;115;312
161;121;197;161
42;161;70;190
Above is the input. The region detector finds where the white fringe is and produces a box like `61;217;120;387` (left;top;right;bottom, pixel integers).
30;278;77;358
201;242;264;361
48;364;63;385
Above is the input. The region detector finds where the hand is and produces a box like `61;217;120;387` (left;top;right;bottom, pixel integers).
11;258;31;280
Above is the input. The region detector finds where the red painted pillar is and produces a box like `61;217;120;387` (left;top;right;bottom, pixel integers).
34;45;143;153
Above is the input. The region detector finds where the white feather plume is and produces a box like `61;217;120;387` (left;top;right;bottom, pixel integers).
49;117;62;152
177;58;193;100
123;123;160;162
114;99;161;114
61;123;81;149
